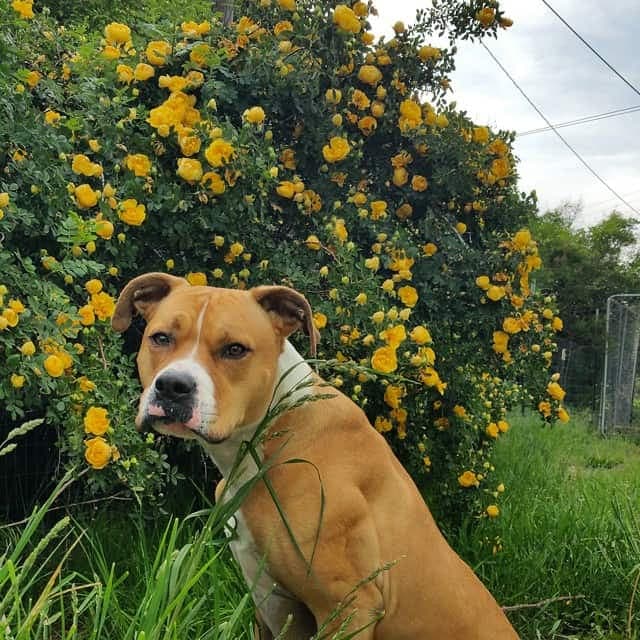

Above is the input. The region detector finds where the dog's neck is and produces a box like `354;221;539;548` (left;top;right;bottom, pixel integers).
202;340;314;484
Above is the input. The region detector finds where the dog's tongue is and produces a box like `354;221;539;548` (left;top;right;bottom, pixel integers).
148;404;167;418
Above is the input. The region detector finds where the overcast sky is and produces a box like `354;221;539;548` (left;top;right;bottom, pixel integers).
371;0;640;228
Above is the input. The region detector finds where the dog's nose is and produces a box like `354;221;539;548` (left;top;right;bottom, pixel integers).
154;371;196;403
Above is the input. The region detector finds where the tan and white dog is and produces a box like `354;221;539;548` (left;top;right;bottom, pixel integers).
112;272;519;640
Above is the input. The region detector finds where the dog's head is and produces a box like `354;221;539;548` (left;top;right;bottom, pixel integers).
112;273;318;444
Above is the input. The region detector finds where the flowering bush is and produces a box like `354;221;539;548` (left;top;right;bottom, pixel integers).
0;0;568;522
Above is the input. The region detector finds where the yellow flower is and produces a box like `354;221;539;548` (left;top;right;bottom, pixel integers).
96;219;114;240
423;242;438;257
134;63;155;81
2;308;18;327
358;116;377;136
243;106;266;124
398;286;418;308
475;275;490;290
72;154;102;177
333;5;361;33
333;218;348;243
325;88;342;104
158;75;188;93
119;199;146;226
84;437;112;469
116;64;134;84
9;299;25;313
351;89;370;110
502;317;521;334
12;0;34;19
186;272;207;286
374;416;393;433
85;279;103;295
277;0;296;10
78;304;96;326
90;292;116;320
473;126;490;143
10;373;25;388
458;470;478;488
313;312;327;329
486;505;500;518
176;158;203;183
487;286;505;302
124;154;152;177
75;184;99;209
398;99;422;130
552;316;563;332
498;420;510;433
539;400;552;417
485;422;499;439
357;65;382;86
476;7;496;26
104;22;131;45
305;234;321;250
146;40;172;66
381;325;406;349
102;45;120;60
384;384;404;409
205;139;236;167
44;355;65;377
84;406;110;435
201;172;226;195
420;367;447;395
20;340;36;356
410;326;431;344
229;242;244;257
322;137;350;163
277;181;296;199
513;229;532;251
364;256;379;271
0;193;9;208
411;175;428;192
453;405;467;419
371;346;398;374
557;407;570;423
455;222;467;234
418;45;441;61
547;381;566;401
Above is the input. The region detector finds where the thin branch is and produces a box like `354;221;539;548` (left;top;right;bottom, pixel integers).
502;594;586;612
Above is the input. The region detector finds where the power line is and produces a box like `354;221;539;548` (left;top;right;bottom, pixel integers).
540;0;640;99
518;105;640;137
481;42;640;216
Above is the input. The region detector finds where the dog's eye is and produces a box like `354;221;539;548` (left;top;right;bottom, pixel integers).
222;343;249;359
150;332;172;347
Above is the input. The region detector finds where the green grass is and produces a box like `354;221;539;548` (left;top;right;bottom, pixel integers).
457;411;640;639
3;412;640;639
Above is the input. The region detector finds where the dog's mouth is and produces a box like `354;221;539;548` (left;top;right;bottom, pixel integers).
140;403;227;445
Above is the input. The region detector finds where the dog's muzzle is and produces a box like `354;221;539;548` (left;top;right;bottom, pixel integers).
146;370;197;426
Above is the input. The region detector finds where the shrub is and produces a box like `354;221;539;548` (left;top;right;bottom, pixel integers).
0;0;568;524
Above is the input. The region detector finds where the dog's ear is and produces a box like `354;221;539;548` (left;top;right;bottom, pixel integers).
251;286;319;357
112;272;188;332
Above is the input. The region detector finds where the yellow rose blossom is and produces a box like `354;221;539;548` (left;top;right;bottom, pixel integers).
351;89;370;110
277;0;296;10
371;346;398;374
392;167;408;187
85;279;103;295
322;137;350;163
487;286;505;302
325;88;342;104
72;155;102;177
75;184;99;209
176;158;203;183
411;175;428;192
333;218;348;243
423;242;438;257
90;292;116;320
12;0;35;19
384;385;404;409
364;256;379;271
205;139;235;167
358;65;382;86
229;242;244;257
333;5;361;33
476;7;496;26
9;299;24;313
304;234;321;250
313;312;327;329
398;99;422;130
453;405;468;419
102;45;120;60
96;219;114;240
502;317;521;334
475;275;490;290
420;367;447;395
118;199;146;226
358;116;377;136
277;181;296;199
486;505;500;518
547;381;566;401
0;193;9;208
485;422;499;439
44;354;65;377
116;64;134;84
20;340;36;356
497;420;510;433
186;272;207;286
381;325;406;348
370;200;386;219
552;316;564;332
201;172;226;195
124;154;152;177
134;63;155;81
557;407;570;423
78;305;95;326
84;437;112;469
2;308;18;327
398;286;418;307
455;222;467;234
11;373;25;388
355;293;368;305
243;106;266;124
418;45;441;61
410;326;431;344
374;416;393;433
458;470;478;488
104;22;131;45
84;407;110;435
146;40;172;66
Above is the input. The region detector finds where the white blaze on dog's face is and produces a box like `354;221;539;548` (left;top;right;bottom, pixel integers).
111;273;317;444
